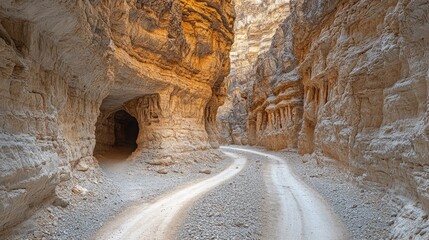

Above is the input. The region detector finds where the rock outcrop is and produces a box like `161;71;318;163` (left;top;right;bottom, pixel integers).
0;0;233;232
217;0;290;144
245;0;429;235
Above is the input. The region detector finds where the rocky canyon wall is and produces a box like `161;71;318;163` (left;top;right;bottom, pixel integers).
217;0;290;144
0;0;233;232
247;0;429;214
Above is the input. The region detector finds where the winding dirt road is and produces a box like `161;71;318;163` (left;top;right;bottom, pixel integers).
94;147;347;240
93;152;246;240
222;146;348;240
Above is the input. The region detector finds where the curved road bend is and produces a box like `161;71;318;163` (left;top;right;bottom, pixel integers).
93;152;246;240
221;146;348;240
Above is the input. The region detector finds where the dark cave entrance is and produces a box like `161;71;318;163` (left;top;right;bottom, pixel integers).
94;110;139;161
113;110;139;150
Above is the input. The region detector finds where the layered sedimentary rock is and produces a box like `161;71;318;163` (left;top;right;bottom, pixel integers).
0;0;233;232
247;17;303;150
247;0;429;229
217;0;290;144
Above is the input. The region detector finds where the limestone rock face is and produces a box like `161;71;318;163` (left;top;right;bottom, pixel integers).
247;0;429;210
217;0;290;144
247;18;303;150
0;0;233;231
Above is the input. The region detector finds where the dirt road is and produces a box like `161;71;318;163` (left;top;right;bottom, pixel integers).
93;152;246;240
222;146;348;240
94;147;347;240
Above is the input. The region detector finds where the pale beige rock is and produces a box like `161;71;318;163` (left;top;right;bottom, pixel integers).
76;162;90;172
146;156;175;166
0;0;234;232
199;169;212;174
71;185;88;195
157;169;168;175
217;0;291;144
75;156;96;172
240;0;429;237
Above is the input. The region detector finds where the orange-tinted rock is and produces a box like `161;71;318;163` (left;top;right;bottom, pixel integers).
0;0;233;231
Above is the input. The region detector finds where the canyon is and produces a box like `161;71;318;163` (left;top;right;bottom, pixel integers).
245;1;429;236
0;0;233;233
1;0;429;239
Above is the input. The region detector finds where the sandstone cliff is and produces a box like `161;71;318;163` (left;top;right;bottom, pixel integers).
0;0;233;232
246;0;428;236
217;0;290;144
247;16;302;150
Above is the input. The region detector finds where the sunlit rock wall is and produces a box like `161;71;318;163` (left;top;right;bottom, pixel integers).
247;17;303;150
217;0;290;144
0;0;233;231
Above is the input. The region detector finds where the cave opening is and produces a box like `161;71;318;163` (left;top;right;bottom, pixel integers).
113;110;139;150
94;110;139;161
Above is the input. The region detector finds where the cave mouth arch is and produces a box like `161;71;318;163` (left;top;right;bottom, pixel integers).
94;109;139;161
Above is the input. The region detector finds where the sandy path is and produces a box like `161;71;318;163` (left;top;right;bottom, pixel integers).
92;152;246;240
222;146;349;240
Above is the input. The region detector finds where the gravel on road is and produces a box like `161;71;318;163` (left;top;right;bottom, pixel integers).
177;149;269;240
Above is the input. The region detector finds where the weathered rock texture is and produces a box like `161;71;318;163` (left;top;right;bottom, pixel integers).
0;0;233;232
247;16;302;150
245;0;429;233
217;0;290;144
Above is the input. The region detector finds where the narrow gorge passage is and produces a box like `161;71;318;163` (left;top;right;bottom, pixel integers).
1;0;427;239
93;153;246;240
222;146;348;240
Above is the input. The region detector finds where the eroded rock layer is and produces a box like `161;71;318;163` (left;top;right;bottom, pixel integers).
217;0;290;144
0;0;233;231
247;17;302;150
247;0;429;224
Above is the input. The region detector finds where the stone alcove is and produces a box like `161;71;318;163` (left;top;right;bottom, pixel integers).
94;109;139;161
